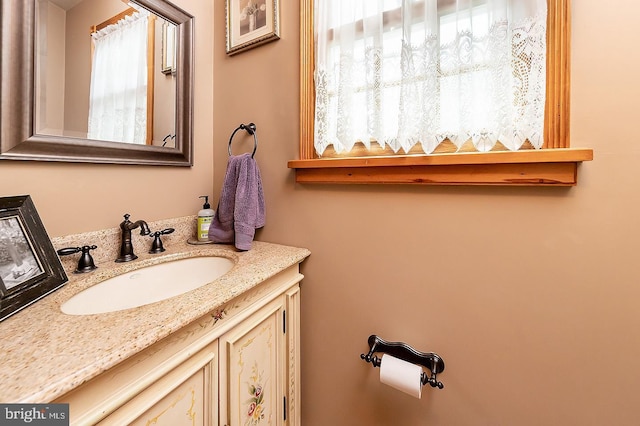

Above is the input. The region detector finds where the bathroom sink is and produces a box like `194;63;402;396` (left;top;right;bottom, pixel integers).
61;256;235;315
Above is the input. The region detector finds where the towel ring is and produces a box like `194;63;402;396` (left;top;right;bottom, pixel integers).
228;123;258;158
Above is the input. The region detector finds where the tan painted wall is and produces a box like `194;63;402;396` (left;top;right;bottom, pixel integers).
0;0;213;237
212;1;640;425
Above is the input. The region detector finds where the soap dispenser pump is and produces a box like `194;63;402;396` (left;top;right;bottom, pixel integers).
197;195;215;242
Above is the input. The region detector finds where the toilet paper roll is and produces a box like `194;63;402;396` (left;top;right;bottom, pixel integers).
379;354;423;399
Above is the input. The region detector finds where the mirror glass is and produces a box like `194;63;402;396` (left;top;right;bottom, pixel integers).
35;0;177;148
0;0;194;166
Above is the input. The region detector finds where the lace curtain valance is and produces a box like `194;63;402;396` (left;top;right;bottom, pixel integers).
313;0;548;156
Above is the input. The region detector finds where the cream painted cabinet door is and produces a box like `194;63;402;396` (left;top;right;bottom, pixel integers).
98;341;218;426
219;297;287;426
128;368;210;426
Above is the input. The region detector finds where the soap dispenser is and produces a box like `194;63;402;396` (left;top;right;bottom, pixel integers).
197;196;215;242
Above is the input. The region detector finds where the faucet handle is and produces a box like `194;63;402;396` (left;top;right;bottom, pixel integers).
149;228;175;253
57;245;98;273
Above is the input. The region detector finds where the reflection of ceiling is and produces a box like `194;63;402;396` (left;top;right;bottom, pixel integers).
48;0;85;11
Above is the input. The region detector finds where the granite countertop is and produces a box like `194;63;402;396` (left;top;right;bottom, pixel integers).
0;234;310;403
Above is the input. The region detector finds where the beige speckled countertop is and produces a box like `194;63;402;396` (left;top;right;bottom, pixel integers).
0;216;310;403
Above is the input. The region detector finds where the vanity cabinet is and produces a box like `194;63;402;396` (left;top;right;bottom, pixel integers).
55;266;302;426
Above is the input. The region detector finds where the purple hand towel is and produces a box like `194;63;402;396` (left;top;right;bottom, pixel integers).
208;153;265;250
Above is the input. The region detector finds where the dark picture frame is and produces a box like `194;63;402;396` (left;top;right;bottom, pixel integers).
0;196;67;321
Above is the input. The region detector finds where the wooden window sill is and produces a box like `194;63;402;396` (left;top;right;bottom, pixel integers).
287;148;593;186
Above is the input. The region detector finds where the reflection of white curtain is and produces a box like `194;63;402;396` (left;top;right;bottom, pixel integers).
314;0;547;155
88;10;149;144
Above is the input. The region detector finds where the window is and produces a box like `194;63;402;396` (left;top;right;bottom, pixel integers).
288;0;592;186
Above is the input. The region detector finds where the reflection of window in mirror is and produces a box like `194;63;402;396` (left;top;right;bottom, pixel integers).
88;5;155;145
34;0;177;147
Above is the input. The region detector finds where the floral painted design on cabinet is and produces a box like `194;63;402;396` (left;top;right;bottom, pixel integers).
245;361;266;425
233;316;276;426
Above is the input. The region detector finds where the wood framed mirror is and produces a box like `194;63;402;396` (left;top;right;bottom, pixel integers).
0;0;194;166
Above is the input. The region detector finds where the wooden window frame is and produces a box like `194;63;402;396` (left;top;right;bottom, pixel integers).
288;0;593;186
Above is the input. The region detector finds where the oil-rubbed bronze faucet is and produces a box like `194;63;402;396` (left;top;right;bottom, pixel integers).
115;214;151;262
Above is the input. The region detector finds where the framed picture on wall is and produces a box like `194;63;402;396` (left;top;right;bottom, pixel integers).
226;0;280;55
0;195;67;321
161;21;177;75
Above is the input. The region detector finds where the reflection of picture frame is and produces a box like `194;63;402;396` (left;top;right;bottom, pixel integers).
161;21;177;75
0;196;67;321
226;0;280;55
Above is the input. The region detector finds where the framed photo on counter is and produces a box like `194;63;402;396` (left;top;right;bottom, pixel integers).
0;195;67;321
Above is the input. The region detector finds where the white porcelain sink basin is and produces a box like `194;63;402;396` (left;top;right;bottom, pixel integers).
61;256;235;315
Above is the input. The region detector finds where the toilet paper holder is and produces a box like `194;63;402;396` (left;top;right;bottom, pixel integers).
360;334;445;389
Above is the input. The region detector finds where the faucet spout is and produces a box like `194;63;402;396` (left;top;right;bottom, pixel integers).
116;214;150;262
132;220;151;235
